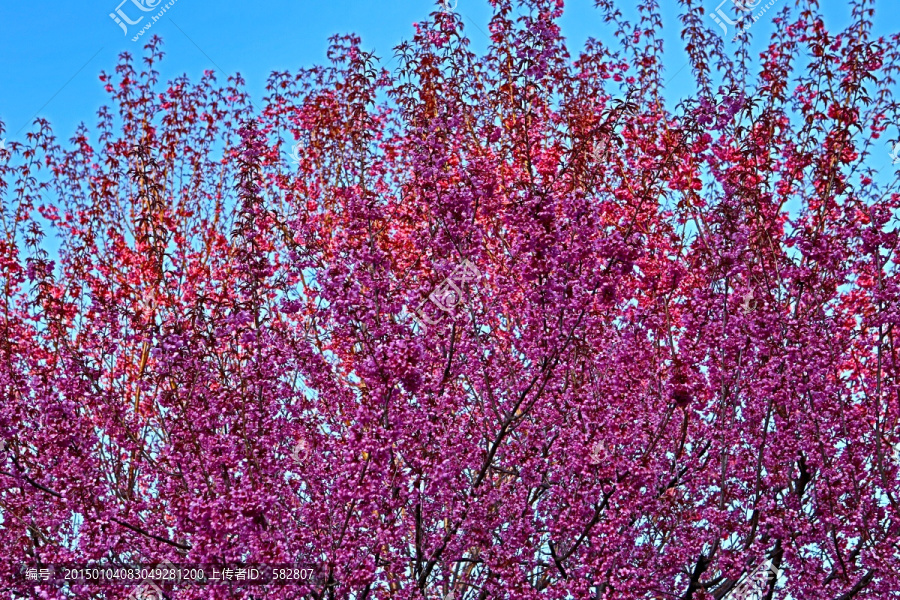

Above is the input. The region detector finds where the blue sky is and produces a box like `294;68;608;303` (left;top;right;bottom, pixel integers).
0;0;886;147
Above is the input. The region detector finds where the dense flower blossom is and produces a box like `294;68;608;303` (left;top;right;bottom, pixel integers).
2;1;900;599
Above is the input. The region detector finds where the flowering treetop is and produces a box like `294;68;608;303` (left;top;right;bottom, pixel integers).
1;0;900;599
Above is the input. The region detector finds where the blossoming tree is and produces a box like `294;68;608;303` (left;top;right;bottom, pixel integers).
2;0;900;598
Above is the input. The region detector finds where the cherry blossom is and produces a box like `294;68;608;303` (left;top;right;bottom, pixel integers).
2;1;900;599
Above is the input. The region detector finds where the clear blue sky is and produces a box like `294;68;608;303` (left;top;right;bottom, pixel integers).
0;0;883;146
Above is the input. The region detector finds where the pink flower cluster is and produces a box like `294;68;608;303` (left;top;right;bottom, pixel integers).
1;1;899;598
